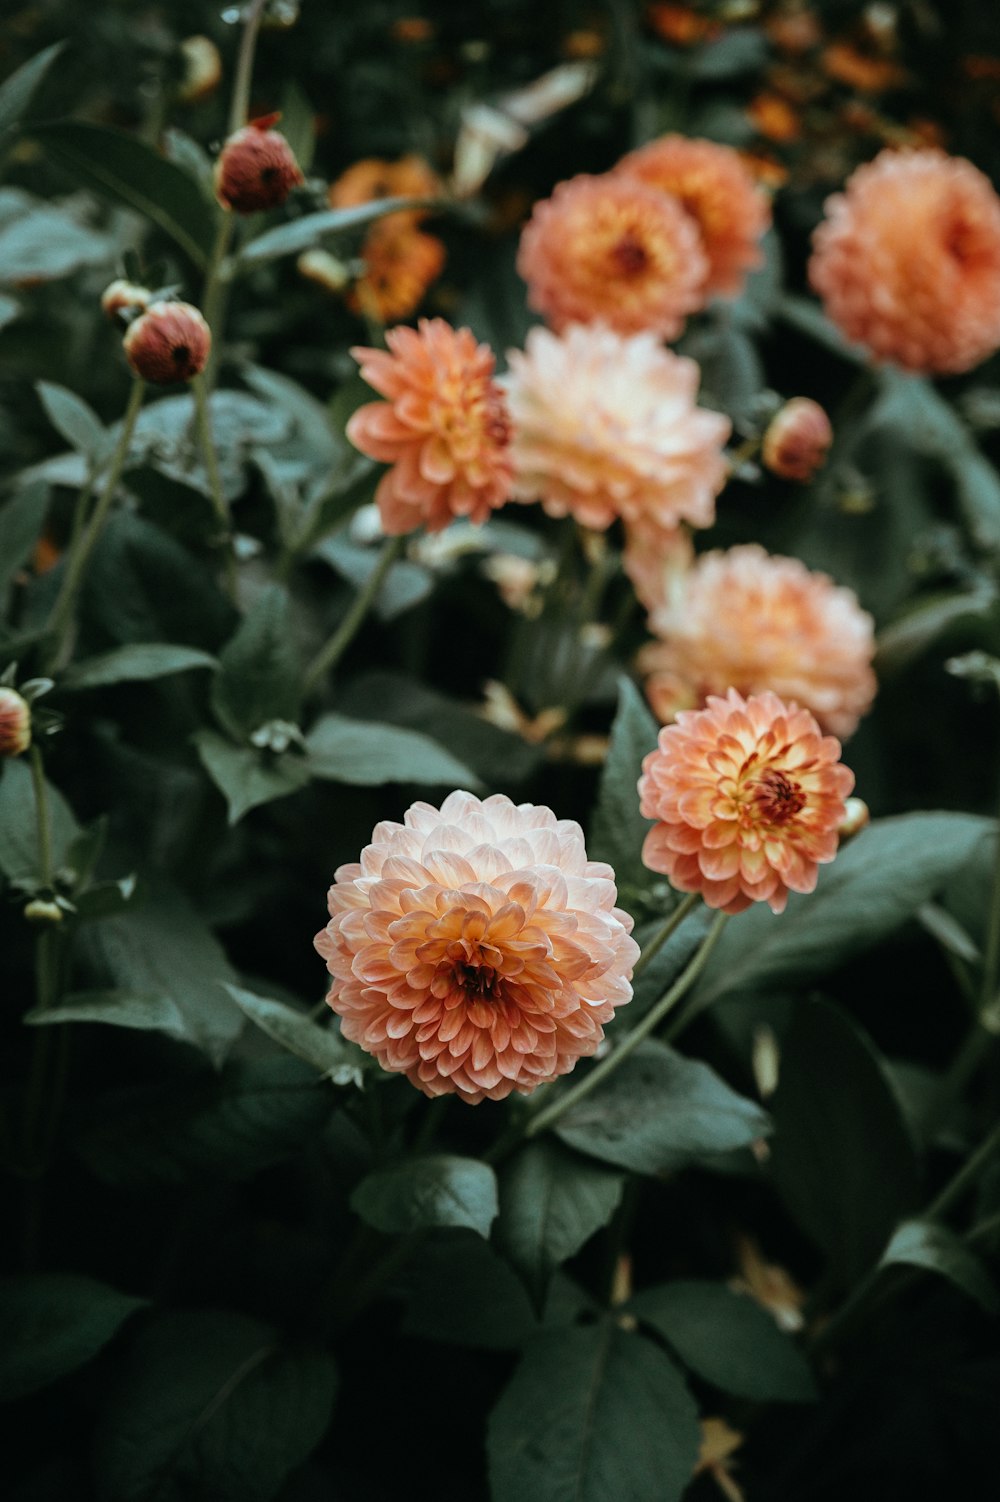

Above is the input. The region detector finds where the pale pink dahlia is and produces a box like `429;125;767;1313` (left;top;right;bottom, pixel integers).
809;147;1000;375
347;319;514;535
639;544;876;738
516;173;709;338
314;791;639;1104
639;689;855;915
504;323;730;531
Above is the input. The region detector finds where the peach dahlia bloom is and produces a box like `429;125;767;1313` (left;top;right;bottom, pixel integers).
504;323;730;530
346;319;514;534
616;134;772;298
639;689;855;915
639;544;876;738
516;173;709;337
809;147;1000;375
314;791;639;1104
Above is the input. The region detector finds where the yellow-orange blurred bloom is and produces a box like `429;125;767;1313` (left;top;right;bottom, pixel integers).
747;92;802;144
350;222;446;324
820;42;907;94
328;153;440;233
646;3;720;47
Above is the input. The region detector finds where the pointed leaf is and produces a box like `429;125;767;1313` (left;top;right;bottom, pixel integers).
496;1141;624;1301
0;41;64;139
194;731;311;825
0;759;81;888
589;678;659;897
305;714;481;789
881;1221;999;1313
25;989;187;1040
62;643;217;690
0;1273;145;1403
0;480;49;605
211;585;302;740
223;983;367;1087
36;381;106;464
239;198;436;265
352;1155;499;1238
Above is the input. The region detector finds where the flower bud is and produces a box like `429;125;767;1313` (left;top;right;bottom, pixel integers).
123;301;211;384
178;35;222;104
24;898;64;925
838;796;870;842
761;397;833;482
214;115;304;214
101;279;152;321
297;248;351;293
0;687;31;757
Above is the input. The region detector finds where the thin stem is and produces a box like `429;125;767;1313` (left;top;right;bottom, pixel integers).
228;0;269;134
522;911;730;1143
192;375;237;601
631;893;700;982
200;214;236;390
303;534;406;694
978;784;1000;1014
44;380;146;672
925;1119;1000;1223
29;745;53;891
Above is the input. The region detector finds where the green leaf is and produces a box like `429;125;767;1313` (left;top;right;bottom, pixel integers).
0;195;113;284
305;714;481;789
25;989;187;1040
0;481;49;605
0;759;81;889
79;1055;332;1187
0;1273;145;1403
315;535;433;621
34;122;215;268
352;1155;499;1237
881;1221;1000;1314
223;983;367;1087
62;643;217;690
691;814;991;1013
488;1320;700;1502
496;1141;624;1302
588;678;659;894
0;42;64;139
767;999;920;1287
94;1310;337;1502
239;198;434;265
399;1231;540;1350
36;380;106;464
211;585;302;740
629;1280;817;1402
194;731;311;825
78;887;242;1066
554;1039;770;1175
877;584;997;674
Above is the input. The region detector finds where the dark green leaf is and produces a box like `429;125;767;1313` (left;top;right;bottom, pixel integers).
25;989;186;1039
0;481;49;605
305;714;480;789
767;999;920;1287
94;1310;337;1502
352;1155;499;1237
0;759;80;888
588;678;659;891
36;380;106;463
0;1273;145;1403
211;585;302;740
881;1221;1000;1314
0;194;113;283
0;42;64;139
62;643;217;690
34;122;215;268
194;731;311;825
629;1280;817;1402
223;983;367;1087
554;1039;770;1175
496;1141;623;1302
314;535;433;621
239;198;435;265
488;1320;700;1502
399;1231;540;1350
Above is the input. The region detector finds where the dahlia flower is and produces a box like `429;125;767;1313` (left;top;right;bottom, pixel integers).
616;134;772;298
349;222;446;324
639;689;855;915
639;544;876;739
809;147;1000;375
516;173;709;337
328;154;441;232
346;319;514;534
621;519;694;618
504;323;730;530
314;791;639;1104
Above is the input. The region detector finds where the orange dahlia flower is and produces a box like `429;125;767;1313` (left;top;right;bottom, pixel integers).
346;319;514;534
639;544;876;738
622;519;694;618
516;173;709;337
314;791;639;1104
349;222;446;324
616;134;772;298
639;689;855;915
504;323;730;530
809;147;1000;374
328;153;441;232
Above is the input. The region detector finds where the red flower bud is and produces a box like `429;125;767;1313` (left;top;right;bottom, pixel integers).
0;687;31;758
178;35;222;104
213;116;304;214
101;279;151;321
761;397;833;482
837;796;870;842
122;301;211;384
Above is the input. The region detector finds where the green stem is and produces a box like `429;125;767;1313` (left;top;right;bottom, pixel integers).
44;380;146;672
228;0;269;134
192;375;237;601
522;911;730;1143
631;892;700;982
29;745;53;891
200;213;236;389
303;534;406;694
978;780;1000;1015
925;1119;1000;1223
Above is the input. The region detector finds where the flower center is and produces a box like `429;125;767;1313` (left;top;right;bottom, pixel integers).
611;230;650;277
751;768;806;824
459;961;498;998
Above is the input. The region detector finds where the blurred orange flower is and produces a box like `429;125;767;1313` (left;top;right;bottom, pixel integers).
646;3;720;47
347;318;513;534
349;222;446;324
820;42;907;94
328;153;440;232
810;147;1000;374
639;689;855;915
747;92;802;144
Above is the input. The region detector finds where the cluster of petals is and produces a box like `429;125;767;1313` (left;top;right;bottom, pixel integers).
314;791;639;1104
809;147;1000;375
615;133;772;298
639;689;855;915
346;319;514;534
516;173;709;338
329;155;445;323
639;544;877;738
328;153;441;231
504;323;730;531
